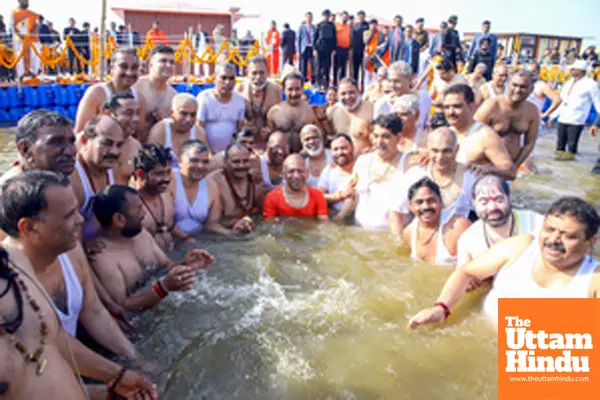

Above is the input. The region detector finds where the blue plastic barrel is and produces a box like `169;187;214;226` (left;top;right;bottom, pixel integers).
38;85;56;107
67;84;85;106
0;89;7;110
23;86;39;107
0;110;9;122
67;105;78;120
9;108;24;122
52;85;69;106
6;87;25;108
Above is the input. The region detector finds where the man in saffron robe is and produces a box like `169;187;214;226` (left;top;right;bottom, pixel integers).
9;0;40;77
266;21;281;76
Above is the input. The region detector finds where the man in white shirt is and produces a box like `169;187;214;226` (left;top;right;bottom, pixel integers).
197;63;246;153
318;133;356;218
555;60;600;160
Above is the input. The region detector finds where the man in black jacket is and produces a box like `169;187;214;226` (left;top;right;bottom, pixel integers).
314;9;337;91
63;18;81;74
445;15;462;70
281;23;296;66
351;10;369;89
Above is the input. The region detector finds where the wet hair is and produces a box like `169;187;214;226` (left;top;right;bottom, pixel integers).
475;62;488;72
151;44;174;56
327;85;338;92
330;133;353;146
444;83;475;105
16;109;72;144
282;72;304;87
233;127;256;140
112;47;137;60
102;92;136;114
436;58;454;72
0;171;70;237
407;177;442;201
480;37;490;46
247;55;267;68
180;139;209;156
471;174;511;200
225;142;250;159
0;246;23;334
134;144;172;173
546;197;600;240
510;69;534;86
430;112;449;129
93;185;138;228
372;113;403;135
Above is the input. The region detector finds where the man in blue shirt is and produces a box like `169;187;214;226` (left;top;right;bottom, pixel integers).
401;24;419;78
469;20;498;66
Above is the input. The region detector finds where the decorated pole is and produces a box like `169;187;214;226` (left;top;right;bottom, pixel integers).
98;0;107;80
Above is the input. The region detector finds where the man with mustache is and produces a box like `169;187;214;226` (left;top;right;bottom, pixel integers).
389;127;476;236
263;154;329;220
267;72;319;152
207;143;263;234
1;110;76;183
474;70;540;169
0;172;157;399
71;115;125;241
75;48;146;139
134;144;186;250
429;58;466;117
351;113;420;231
443;84;516;180
364;66;388;104
327;78;374;156
101;92;143;185
300;125;332;187
133;44;178;140
475;64;508;107
408;196;600;328
374;61;431;132
456;174;544;267
91;184;214;312
236;55;282;150
147;93;209;169
260;131;290;192
402;178;471;266
318;133;356;219
392;94;427;152
209;128;263;185
197;63;246;153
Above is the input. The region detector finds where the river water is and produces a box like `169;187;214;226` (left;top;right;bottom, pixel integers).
0;128;599;400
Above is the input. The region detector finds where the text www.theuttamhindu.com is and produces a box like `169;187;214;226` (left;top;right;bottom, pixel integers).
508;376;590;383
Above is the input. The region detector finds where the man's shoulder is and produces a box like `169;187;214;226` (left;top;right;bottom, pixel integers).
308;186;326;199
265;186;283;200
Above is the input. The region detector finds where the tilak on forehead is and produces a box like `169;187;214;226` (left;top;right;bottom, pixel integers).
474;181;508;200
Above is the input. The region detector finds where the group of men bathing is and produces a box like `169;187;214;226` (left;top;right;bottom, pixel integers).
0;42;598;399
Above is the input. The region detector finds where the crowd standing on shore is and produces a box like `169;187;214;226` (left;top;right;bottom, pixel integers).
0;3;600;399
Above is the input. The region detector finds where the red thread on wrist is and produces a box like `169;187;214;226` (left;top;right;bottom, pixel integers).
153;281;168;298
434;301;451;319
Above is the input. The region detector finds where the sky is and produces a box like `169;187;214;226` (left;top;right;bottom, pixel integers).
1;0;598;47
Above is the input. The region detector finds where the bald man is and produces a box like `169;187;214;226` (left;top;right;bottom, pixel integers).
262;154;329;220
476;64;508;106
147;93;209;168
389;127;476;236
260;131;290;192
474;70;540;168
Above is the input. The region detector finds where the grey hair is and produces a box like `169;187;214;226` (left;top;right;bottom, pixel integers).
300;124;322;138
475;62;488;72
392;94;420;114
247;55;267;68
16;109;72;143
215;62;236;75
388;61;412;78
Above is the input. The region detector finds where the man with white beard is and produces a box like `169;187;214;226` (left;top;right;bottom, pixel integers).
236;55;283;150
327;78;374;157
300;125;333;187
